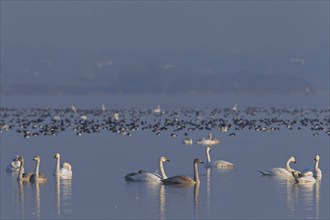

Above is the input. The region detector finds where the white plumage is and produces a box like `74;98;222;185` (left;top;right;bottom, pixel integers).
302;154;322;179
125;156;169;182
6;155;22;173
259;156;299;177
292;171;316;184
204;146;234;169
183;138;193;145
54;153;72;179
197;132;220;145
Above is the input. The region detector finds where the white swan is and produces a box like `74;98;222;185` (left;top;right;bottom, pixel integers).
302;155;322;179
125;156;170;182
292;171;316;184
113;112;120;121
204;146;234;169
30;155;47;182
183;138;193;145
161;159;204;185
6;155;22;173
259;156;299;177
153;105;162;114
197;132;220;146
53;153;72;179
16;156;33;181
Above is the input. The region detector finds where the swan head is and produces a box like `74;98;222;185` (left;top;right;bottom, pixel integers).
314;155;320;161
12;155;20;161
33;155;41;161
137;170;145;174
194;158;204;164
291;171;300;178
54;153;60;159
289;156;297;164
160;156;170;163
16;156;24;162
208;132;213;139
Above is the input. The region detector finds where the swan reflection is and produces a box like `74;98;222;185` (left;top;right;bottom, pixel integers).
295;180;321;219
283;177;321;219
17;180;26;219
159;185;166;220
315;180;320;219
56;176;60;216
160;182;200;220
194;183;200;219
56;176;73;217
206;168;211;211
206;167;231;213
34;181;43;220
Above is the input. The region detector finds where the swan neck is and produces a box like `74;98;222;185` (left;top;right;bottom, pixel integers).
159;160;167;179
206;148;211;163
18;160;24;180
286;159;293;172
314;159;319;170
193;162;200;183
56;157;60;175
34;160;40;178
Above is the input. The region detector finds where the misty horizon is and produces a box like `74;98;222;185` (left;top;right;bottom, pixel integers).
1;1;329;95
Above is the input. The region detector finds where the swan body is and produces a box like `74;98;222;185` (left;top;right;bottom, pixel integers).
219;126;228;132
183;138;193;145
162;159;204;185
53;153;72;179
302;155;322;179
292;171;316;184
16;156;33;181
6;155;22;173
153;105;162;114
259;156;299;177
113;112;120;121
70;104;77;112
125;170;162;182
205;146;234;169
30;155;47;182
125;156;169;182
197;138;220;145
197;133;220;145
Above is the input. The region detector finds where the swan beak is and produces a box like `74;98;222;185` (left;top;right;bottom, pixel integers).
294;161;297;164
201;161;205;164
167;159;170;162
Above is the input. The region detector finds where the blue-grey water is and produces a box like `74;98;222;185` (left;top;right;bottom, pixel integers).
1;94;329;219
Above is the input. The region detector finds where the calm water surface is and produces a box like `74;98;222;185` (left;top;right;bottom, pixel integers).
1;94;329;219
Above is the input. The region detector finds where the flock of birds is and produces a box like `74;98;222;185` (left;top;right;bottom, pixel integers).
5;130;322;186
124;133;235;185
3;104;326;186
123;132;322;185
0;104;329;139
6;153;72;183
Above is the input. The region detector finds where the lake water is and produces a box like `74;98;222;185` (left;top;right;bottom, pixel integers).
1;94;329;219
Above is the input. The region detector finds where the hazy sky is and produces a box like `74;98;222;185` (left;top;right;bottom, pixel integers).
1;1;329;55
1;1;329;95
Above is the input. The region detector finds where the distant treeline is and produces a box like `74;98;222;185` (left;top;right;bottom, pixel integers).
1;46;325;95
